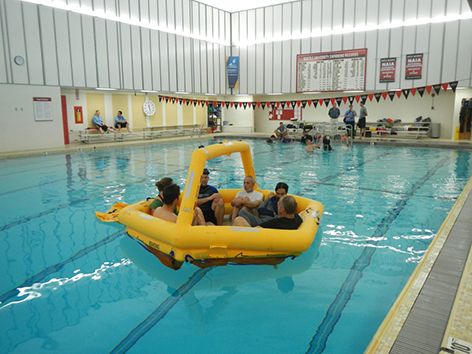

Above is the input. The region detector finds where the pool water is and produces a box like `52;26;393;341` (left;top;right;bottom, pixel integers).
0;139;471;354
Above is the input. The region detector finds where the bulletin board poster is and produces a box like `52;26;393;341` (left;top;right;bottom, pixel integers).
227;56;239;89
269;107;302;121
33;97;53;121
296;48;367;92
379;57;396;83
405;53;423;80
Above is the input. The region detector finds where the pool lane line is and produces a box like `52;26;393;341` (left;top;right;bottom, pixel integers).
110;267;212;354
0;230;126;306
305;156;449;354
0;198;89;233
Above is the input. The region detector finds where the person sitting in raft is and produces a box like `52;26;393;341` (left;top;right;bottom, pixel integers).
153;184;206;225
231;176;263;222
233;195;303;230
235;182;289;227
197;168;225;225
92;110;111;134
274;122;288;140
149;177;174;211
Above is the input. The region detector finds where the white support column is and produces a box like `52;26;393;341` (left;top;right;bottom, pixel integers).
104;93;113;126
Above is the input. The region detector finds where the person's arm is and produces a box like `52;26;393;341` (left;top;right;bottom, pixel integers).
197;193;218;205
241;193;263;209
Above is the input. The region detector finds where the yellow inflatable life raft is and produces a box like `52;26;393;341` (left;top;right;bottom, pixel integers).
101;141;324;269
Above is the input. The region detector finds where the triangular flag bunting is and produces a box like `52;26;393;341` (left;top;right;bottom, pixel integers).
239;102;243;108
348;96;354;104
318;99;324;106
323;98;330;107
425;85;432;94
296;101;301;107
433;84;441;95
368;93;374;101
286;101;291;107
261;102;266;109
230;102;234;108
395;90;402;98
307;100;312;106
158;96;162;102
274;102;279;109
342;96;348;104
281;102;286;109
381;92;388;100
449;81;458;92
336;97;342;106
172;98;176;104
417;87;425;96
256;102;261;108
360;95;367;103
441;83;449;91
165;97;169;103
301;101;307;108
402;89;410;99
410;88;417;96
243;102;248;109
330;98;336;106
193;100;197;107
178;99;183;105
251;102;256;110
374;93;382;102
291;101;296;108
388;91;395;101
313;100;318;108
355;95;361;103
225;102;229;109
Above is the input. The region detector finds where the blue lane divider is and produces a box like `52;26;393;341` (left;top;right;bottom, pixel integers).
0;230;126;305
305;156;449;354
0;198;89;233
110;267;212;354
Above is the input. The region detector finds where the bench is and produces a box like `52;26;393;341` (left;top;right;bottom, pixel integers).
75;128;142;144
143;124;204;140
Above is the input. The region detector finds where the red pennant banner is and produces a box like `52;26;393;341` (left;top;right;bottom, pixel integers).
355;96;361;103
330;98;336;105
381;92;388;100
318;99;324;106
411;88;417;96
296;101;301;107
368;94;374;101
276;102;280;108
342;97;348;104
256;102;261;108
230;102;234;107
441;83;449;91
395;91;402;98
307;100;312;106
425;85;432;94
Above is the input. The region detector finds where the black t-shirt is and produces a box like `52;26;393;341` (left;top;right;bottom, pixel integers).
259;214;303;230
198;184;218;212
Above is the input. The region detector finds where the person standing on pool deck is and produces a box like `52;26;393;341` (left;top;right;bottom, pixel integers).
358;102;368;138
197;168;225;225
343;104;357;139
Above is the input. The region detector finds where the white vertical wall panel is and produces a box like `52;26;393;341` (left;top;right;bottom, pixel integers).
94;18;109;88
200;41;208;93
224;45;230;94
104;0;117;16
23;3;43;85
332;0;343;50
82;16;97;87
54;10;73;86
150;30;162;91
456;18;472;86
247;45;256;93
264;7;273;92
183;37;192;92
94;0;105;13
107;21;120;88
175;0;183;30
401;0;417;89
375;0;391;91
291;2;301;92
354;0;367;48
68;13;86;87
273;6;283;93
167;34;177;92
365;0;379;90
118;0;129;17
213;44;220;93
167;0;175;28
39;7;59;85
141;28;152;90
342;0;355;50
427;0;446;85
321;0;332;51
199;3;206;36
255;44;264;93
129;0;139;20
131;27;143;89
182;0;190;33
193;39;201;93
239;11;247;93
207;43;215;93
219;10;225;42
441;0;461;83
176;36;185;91
158;0;167;26
159;32;169;91
120;24;134;89
5;0;28;84
225;12;231;43
388;0;404;89
281;4;291;91
414;0;431;87
311;0;322;53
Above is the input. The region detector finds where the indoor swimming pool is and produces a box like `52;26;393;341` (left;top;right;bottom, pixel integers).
1;139;471;354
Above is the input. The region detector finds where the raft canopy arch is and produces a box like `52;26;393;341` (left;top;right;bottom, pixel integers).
177;141;256;226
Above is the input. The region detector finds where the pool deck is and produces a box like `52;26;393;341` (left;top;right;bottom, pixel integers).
1;133;472;353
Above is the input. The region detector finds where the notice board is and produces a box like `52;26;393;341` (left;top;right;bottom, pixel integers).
33;97;53;121
296;48;367;92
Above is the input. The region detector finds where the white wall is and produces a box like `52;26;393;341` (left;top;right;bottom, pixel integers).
0;0;231;94
222;107;254;129
253;90;458;139
0;84;63;152
232;0;472;94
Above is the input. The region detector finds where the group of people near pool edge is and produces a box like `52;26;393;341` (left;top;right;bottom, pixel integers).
148;170;302;230
270;101;368;148
92;110;131;134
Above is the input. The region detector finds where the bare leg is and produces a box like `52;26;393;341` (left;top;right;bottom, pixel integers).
212;198;225;225
233;216;251;227
192;207;206;225
231;207;240;222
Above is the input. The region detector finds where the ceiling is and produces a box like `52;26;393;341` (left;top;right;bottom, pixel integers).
196;0;297;12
